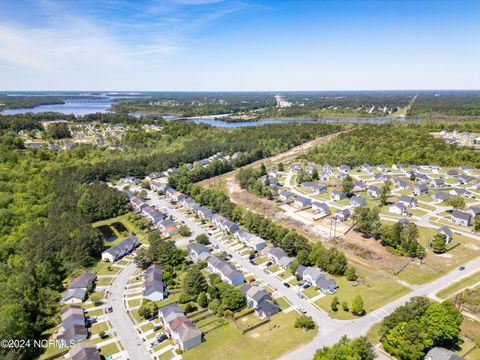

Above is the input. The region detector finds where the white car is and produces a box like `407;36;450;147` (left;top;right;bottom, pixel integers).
299;307;307;314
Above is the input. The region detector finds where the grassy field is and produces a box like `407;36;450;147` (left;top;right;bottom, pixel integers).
314;276;409;320
92;212;150;244
436;272;480;299
182;312;316;360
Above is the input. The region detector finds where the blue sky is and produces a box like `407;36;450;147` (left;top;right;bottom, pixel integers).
0;0;479;90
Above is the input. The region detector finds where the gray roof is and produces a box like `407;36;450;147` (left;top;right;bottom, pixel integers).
268;247;288;260
187;243;210;256
256;299;280;317
62;288;87;303
144;264;165;297
295;265;306;277
350;196;366;206
69;272;96;289
452;210;471;222
68;342;101;360
103;235;139;257
437;226;453;238
424;347;463;360
399;195;416;204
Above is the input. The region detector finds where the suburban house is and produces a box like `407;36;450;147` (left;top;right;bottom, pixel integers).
187;243;211;263
350;196;366;207
279;191;294;202
305;163;317;175
297;266;337;294
61;272;96;304
320;172;330;181
392;164;404;171
182;198;200;212
393;179;409;190
144;264;167;301
451;210;472;227
197;207;214;220
146;172;163;181
334;209;350;222
414;172;430;183
377;165;388;172
290;163;302;172
354;181;366;191
266;247;293;269
398;195;418;208
449;188;466;197
430;178;445;188
294;196;312;208
437;226;453;244
367;185;381;198
432;192;450;202
101;235;139;262
475;180;480;190
360;164;372;173
158;303;202;351
337;173;348;180
330;190;346;201
57;306;88;344
151;181;168;192
130;196;147;212
429;164;440;172
459;174;472;184
461;166;474;174
156;219;179;238
142;206;164;223
389;202;407;215
207;256;244;286
301;182;327;194
65;342;100;360
445;169;459;179
469;206;480;218
241;284;280;319
413;184;429;196
312;201;330;215
234;229;266;251
424;347;463;360
339;165;351;173
267;170;277;178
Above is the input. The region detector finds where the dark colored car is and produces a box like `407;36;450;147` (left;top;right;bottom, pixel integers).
266;261;273;267
283;282;291;288
107;306;113;313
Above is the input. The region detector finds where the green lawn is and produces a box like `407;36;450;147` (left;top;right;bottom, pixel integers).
182;312;316;360
302;286;319;299
86;308;105;317
90;321;109;335
96;277;114;286
92;261;121;276
140;322;154;332
314;277;410;320
127;298;142;308
99;342;121;357
275;297;291;310
279;269;294;280
267;264;280;273
436;272;480;299
254;256;268;265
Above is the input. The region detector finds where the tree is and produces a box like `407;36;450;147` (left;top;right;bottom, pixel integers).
179;225;191;237
331;296;339;311
379;181;392;206
351;295;365;316
314;336;375;360
345;266;358;281
431;233;447;254
197;292;208;308
341;301;349;312
277;162;285;171
474;217;480;232
184;302;198;313
444;196;465;210
294;315;316;331
195;234;210;245
183;266;208;297
139;299;158;320
47;122;71;139
342;175;354;196
259;163;267;176
134;248;152;269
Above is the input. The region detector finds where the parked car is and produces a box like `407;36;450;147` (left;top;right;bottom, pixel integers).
153;325;161;331
283;282;291;288
249;260;256;265
302;284;310;289
227;254;233;259
107;306;113;313
248;278;256;283
265;261;273;267
207;232;213;236
459;266;466;271
156;334;167;343
299;307;307;314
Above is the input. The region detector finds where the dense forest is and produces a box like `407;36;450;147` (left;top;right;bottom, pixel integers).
408;91;480;118
301;122;480;166
0;118;342;359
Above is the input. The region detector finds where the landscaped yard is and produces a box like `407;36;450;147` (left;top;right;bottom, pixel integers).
254;256;268;265
314;276;410;320
90;321;109;335
302;286;319;299
182;312;316;360
99;342;121;357
92;261;122;276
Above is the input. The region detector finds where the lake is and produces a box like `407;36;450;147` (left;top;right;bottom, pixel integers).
1;99;112;116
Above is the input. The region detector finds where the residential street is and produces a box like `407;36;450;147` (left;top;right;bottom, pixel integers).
105;262;152;360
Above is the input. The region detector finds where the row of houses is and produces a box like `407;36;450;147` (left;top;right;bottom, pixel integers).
101;235;139;262
158;303;203;351
61;272;96;304
295;266;338;294
240;284;280;319
57;305;88;344
144;264;168;301
207;256;245;287
130;195;180;237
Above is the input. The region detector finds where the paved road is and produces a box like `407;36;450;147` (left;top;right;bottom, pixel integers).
149;190;480;359
280;256;480;360
147;192;345;335
105;262;152;360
